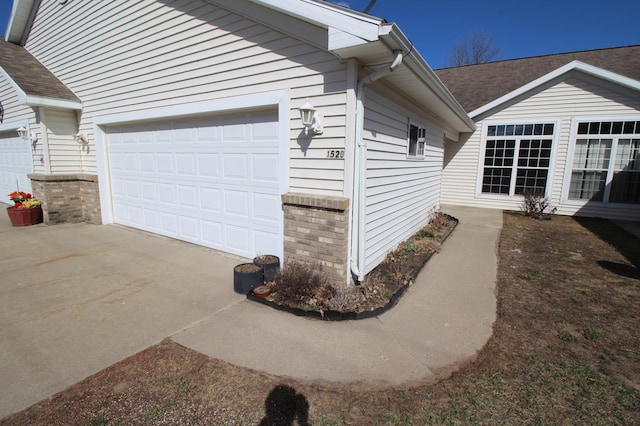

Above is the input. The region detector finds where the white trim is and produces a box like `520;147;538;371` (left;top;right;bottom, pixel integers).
475;119;560;199
24;95;81;110
0;67;27;101
0;120;28;133
470;61;640;119
245;0;382;42
94;91;290;225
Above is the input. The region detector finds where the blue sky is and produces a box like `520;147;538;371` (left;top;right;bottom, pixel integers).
1;0;638;69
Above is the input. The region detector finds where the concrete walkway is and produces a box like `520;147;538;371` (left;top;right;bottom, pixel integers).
0;204;499;418
173;205;500;387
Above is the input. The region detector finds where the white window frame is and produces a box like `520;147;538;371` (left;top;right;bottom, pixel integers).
476;120;558;199
563;116;640;205
407;123;426;158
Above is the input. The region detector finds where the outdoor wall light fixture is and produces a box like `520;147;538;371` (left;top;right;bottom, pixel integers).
298;100;323;135
17;126;37;143
73;133;88;145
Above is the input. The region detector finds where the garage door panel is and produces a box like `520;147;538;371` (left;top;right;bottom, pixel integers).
198;154;221;177
157;154;174;174
224;190;249;217
223;154;249;180
124;154;138;171
253;193;280;222
225;224;251;254
179;216;199;240
177;185;198;208
107;110;283;259
202;220;223;246
200;188;221;212
176;154;196;176
253;154;279;181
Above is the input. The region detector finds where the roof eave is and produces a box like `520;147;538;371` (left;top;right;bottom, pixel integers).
5;0;38;44
469;60;640;119
24;95;82;110
378;24;476;133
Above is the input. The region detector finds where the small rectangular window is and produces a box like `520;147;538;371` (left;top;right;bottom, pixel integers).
408;124;426;157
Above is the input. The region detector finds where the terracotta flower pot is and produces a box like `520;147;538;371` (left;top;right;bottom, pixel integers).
252;285;272;298
6;206;43;226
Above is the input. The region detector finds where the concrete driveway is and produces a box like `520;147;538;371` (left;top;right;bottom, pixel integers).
0;208;246;417
1;204;501;419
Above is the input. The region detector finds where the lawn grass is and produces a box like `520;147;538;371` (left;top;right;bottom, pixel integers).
2;212;638;425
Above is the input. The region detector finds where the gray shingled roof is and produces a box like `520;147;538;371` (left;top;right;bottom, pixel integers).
435;45;640;114
0;39;80;104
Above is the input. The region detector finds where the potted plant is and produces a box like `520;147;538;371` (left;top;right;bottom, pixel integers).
6;191;43;226
253;255;281;282
233;263;264;295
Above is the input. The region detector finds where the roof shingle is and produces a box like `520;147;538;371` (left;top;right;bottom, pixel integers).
0;39;80;104
435;45;640;113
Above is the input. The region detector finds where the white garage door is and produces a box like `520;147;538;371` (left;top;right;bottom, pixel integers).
0;131;33;202
106;110;283;259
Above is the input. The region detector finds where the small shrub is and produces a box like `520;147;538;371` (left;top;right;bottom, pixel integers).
324;286;366;312
520;190;557;219
271;260;330;306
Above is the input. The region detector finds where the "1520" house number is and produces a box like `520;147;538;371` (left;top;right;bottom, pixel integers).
326;150;345;158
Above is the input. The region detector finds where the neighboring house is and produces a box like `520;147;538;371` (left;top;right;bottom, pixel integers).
437;46;640;220
0;0;474;285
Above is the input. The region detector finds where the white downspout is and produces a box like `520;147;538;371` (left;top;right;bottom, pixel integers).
350;50;403;282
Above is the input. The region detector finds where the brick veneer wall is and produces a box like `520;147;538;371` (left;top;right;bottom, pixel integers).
28;174;101;224
282;192;350;286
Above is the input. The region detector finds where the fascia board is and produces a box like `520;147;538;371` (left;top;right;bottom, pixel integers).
246;0;382;42
379;24;475;132
469;60;640;119
24;95;81;110
4;0;38;44
0;66;27;102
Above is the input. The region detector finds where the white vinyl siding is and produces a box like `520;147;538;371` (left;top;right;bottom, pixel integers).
364;91;443;273
40;108;82;175
24;0;350;195
442;73;640;220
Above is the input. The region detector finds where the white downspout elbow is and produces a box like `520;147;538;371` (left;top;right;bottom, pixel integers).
350;51;403;282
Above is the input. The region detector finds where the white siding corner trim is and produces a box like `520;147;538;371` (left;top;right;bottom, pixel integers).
94;91;290;225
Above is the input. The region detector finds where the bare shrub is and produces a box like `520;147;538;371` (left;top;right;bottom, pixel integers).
324;286;366;312
271;260;331;307
521;190;557;219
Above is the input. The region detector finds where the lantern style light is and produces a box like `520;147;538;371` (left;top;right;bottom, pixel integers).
298;100;323;135
17;126;36;142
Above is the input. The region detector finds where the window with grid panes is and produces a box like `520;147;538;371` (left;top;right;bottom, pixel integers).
569;120;640;204
481;123;554;196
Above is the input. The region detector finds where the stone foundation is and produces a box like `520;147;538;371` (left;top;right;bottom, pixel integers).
282;192;350;286
28;174;101;225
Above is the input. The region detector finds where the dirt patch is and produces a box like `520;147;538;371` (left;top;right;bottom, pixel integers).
2;212;639;425
261;213;457;317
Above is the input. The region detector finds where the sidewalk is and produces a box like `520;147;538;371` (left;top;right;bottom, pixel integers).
0;204;500;417
173;205;500;386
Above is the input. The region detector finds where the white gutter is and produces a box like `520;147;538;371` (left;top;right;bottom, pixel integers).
350;50;403;282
